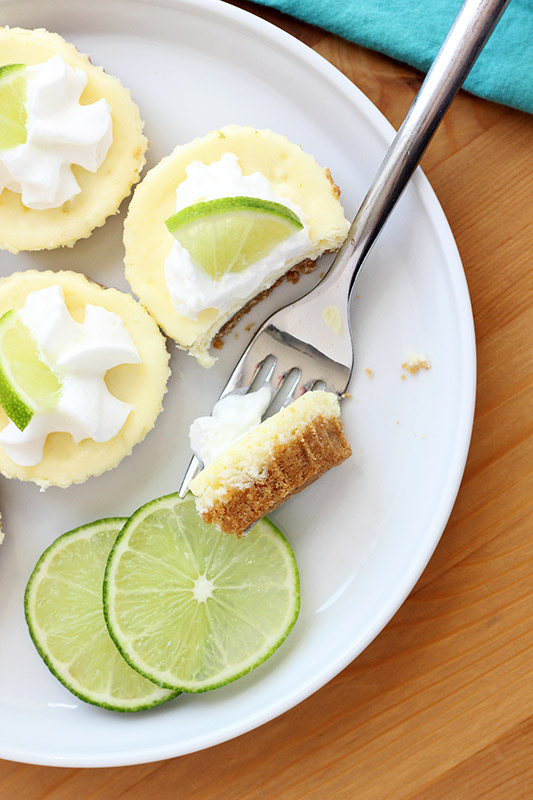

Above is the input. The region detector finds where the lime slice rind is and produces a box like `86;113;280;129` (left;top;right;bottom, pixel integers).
104;493;300;693
25;518;180;713
166;196;303;229
0;309;62;431
0;63;28;151
165;196;304;280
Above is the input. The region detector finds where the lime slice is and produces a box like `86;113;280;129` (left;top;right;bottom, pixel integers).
104;493;300;692
0;309;62;431
165;196;303;280
25;518;179;712
0;64;28;150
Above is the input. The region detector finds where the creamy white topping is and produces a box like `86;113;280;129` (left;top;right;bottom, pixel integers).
0;285;140;466
164;153;311;319
189;386;272;466
0;55;113;210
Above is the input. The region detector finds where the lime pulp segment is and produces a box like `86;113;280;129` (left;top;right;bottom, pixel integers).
25;518;179;712
104;493;300;692
0;309;62;431
165;196;304;280
0;64;28;150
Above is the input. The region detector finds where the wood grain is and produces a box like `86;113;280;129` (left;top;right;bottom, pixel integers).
1;2;532;797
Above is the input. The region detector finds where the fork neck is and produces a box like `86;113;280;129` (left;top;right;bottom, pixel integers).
319;0;510;301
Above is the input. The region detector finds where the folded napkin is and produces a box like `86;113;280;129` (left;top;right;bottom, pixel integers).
252;0;533;113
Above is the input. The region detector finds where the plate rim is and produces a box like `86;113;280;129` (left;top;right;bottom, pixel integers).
0;0;476;767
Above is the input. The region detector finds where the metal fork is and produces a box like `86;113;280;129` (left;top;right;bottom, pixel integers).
179;0;510;496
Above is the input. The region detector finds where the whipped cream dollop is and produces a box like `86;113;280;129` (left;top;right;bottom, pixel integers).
164;153;311;320
0;55;113;209
0;285;140;467
189;386;272;466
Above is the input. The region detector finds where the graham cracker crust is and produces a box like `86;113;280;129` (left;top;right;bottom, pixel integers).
212;257;317;348
199;413;352;536
214;169;343;347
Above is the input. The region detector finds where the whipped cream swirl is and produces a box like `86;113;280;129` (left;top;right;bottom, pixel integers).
164;153;311;320
189;386;272;466
0;54;113;209
0;285;140;466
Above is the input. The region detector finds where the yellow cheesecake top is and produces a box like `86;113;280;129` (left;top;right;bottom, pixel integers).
0;26;147;253
0;270;169;488
124;125;349;366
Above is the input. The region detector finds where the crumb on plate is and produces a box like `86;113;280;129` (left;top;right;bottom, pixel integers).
402;352;431;375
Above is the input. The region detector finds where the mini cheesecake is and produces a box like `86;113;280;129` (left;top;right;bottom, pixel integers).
124;125;350;367
0;270;170;489
0;27;147;253
189;390;352;536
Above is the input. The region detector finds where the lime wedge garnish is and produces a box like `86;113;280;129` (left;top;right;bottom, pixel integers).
104;493;300;692
0;64;28;150
165;196;303;280
0;309;62;431
25;518;179;712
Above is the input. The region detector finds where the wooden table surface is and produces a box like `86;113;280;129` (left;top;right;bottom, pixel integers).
2;2;532;797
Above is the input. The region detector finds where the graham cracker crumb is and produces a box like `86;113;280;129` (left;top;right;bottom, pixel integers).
402;352;431;375
325;168;341;199
212;258;316;346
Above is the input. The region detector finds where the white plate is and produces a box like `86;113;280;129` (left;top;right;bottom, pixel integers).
0;0;475;767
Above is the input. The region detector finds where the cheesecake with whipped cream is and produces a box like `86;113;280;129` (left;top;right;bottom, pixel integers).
0;270;170;488
124;125;350;367
189;390;352;536
0;27;147;253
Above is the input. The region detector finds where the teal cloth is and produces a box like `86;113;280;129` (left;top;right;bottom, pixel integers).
251;0;533;113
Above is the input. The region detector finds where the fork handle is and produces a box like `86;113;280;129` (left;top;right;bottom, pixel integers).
326;0;511;297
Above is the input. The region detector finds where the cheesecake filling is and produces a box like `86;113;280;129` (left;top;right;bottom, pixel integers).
164;153;311;320
0;285;140;466
0;54;113;209
189;386;272;466
189;390;352;535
